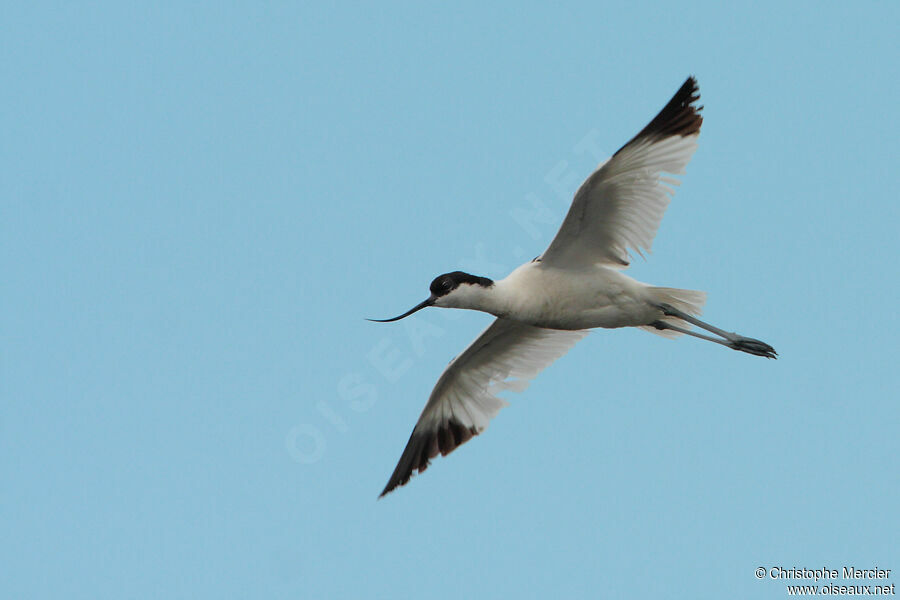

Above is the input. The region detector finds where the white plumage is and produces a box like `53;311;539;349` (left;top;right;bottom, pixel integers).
542;134;698;268
373;77;775;497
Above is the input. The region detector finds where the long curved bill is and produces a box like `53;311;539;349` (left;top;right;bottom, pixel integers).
368;296;435;322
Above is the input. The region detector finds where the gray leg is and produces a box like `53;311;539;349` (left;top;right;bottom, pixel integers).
655;305;777;359
652;321;734;348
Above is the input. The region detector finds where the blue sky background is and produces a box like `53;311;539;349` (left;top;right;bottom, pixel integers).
3;2;898;598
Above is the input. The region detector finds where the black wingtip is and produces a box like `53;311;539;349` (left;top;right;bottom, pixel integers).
616;76;703;155
643;75;703;138
378;421;479;498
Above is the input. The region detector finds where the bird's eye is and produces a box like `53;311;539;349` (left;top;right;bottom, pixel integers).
442;279;452;290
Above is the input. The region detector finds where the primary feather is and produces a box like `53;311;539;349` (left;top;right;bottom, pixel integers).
540;77;702;268
380;318;587;496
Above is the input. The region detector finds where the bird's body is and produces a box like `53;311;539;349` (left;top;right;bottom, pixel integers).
371;77;775;497
452;260;687;332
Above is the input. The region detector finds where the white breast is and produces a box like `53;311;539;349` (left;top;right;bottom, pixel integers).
490;262;658;330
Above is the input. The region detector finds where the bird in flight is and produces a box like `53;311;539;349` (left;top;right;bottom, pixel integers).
370;76;775;497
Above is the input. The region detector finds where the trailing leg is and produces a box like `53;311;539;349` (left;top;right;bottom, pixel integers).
655;304;777;359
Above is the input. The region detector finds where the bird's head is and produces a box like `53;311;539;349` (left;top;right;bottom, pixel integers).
368;271;495;322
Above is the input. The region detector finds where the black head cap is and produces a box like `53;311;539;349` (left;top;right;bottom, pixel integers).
429;271;494;297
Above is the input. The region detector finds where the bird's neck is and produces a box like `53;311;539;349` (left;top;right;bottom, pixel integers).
444;282;513;318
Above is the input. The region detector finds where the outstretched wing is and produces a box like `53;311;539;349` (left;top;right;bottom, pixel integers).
380;318;588;497
540;76;703;269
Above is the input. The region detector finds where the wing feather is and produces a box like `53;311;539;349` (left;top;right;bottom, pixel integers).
540;76;703;268
379;318;588;496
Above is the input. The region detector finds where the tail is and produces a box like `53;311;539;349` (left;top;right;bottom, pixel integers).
641;287;707;338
